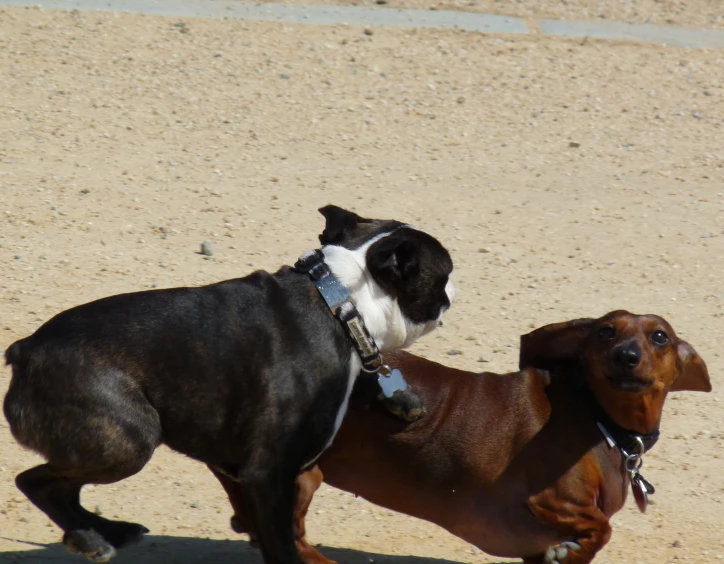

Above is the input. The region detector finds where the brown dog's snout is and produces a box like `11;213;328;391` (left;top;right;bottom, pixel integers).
612;341;642;369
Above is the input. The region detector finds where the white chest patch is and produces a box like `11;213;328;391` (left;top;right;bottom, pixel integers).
321;231;409;352
303;354;361;469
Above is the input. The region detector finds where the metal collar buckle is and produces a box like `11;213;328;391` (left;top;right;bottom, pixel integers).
295;250;409;399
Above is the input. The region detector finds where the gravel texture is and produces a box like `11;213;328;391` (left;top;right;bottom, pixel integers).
0;6;723;564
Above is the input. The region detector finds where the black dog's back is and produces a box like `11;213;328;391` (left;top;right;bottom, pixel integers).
3;267;351;470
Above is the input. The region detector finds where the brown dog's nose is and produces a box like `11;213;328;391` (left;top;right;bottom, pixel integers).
613;344;641;368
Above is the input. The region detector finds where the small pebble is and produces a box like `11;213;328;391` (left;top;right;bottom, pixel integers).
200;241;214;257
363;28;374;36
447;349;462;356
569;141;581;148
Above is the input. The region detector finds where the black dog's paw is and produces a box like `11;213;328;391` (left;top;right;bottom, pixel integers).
230;515;245;534
382;388;426;422
102;521;149;548
63;529;117;562
230;516;260;547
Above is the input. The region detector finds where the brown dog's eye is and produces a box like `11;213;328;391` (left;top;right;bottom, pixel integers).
651;330;669;347
598;326;615;341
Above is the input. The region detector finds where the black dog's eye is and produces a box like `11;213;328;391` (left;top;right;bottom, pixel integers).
598;326;615;341
651;330;669;347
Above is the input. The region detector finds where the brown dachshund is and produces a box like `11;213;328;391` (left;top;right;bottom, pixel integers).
213;310;711;564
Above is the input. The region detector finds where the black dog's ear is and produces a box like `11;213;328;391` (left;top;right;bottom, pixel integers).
519;318;596;371
318;205;370;245
671;340;711;393
367;236;419;287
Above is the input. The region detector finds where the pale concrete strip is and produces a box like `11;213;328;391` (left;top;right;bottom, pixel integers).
539;18;724;49
0;0;529;34
1;0;723;49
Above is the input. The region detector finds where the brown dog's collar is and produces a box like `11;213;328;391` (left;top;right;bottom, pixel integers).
596;420;660;454
576;384;660;454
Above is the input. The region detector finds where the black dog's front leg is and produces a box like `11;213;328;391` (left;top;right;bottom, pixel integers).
242;469;302;564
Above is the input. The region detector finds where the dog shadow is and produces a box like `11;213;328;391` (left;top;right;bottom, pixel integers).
0;536;518;563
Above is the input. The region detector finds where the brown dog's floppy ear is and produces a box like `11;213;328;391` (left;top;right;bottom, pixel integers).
671;341;711;392
519;318;596;371
318;205;370;245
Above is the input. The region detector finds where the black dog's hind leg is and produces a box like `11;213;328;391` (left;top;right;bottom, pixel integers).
17;463;149;562
15;402;160;561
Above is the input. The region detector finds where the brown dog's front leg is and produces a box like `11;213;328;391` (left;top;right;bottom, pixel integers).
293;466;338;564
525;490;612;564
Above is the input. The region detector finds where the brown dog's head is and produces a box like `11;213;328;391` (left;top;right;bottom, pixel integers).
519;310;711;435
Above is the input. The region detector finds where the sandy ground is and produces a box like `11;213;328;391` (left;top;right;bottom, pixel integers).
244;0;724;30
1;5;723;564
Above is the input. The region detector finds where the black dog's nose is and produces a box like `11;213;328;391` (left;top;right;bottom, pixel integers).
614;344;641;368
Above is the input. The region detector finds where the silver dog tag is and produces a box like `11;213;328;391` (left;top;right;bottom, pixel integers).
631;473;649;513
378;369;408;399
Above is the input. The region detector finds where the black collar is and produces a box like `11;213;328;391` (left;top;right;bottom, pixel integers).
575;379;660;454
294;249;383;373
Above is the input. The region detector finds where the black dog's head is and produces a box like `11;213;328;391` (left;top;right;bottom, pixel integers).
318;205;454;350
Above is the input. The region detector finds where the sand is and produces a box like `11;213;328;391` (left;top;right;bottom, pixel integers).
1;5;723;564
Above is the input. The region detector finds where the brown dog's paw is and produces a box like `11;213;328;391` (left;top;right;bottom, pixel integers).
544;541;581;563
63;530;117;562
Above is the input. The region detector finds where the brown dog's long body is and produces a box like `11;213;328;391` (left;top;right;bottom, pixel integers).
319;356;615;557
219;311;711;564
306;353;626;560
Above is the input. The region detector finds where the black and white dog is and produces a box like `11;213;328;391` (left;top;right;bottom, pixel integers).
3;205;454;564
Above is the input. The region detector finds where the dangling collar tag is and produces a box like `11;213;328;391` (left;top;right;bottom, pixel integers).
597;423;656;513
294;249;409;398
